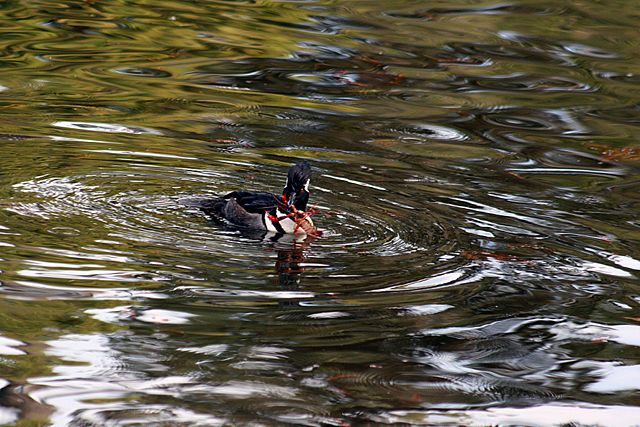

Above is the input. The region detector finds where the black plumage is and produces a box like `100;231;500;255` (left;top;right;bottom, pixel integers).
195;161;313;232
200;191;281;217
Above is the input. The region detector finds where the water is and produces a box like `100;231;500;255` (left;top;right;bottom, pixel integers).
0;0;639;425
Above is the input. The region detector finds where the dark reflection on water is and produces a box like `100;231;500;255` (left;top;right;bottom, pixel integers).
1;0;640;425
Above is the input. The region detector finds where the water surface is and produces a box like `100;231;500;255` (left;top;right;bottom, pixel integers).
1;0;640;425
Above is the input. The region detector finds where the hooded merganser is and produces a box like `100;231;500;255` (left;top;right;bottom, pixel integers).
198;161;316;234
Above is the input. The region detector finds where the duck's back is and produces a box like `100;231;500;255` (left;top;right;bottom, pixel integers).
198;191;280;228
222;191;280;214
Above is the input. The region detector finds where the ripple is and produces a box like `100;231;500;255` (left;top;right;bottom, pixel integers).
326;368;406;396
323;173;386;190
563;42;619;59
567;360;640;394
455;74;593;93
400;303;453;316
0;280;169;300
444;42;559;63
2;1;640;423
374;403;640;426
0;335;26;356
371;268;478;293
177;344;229;356
52;121;163;135
480;108;590;134
87;149;197;160
484;114;555;130
547;320;640;347
389;123;469;141
87;306;197;325
113;67;172;78
387;3;561;19
8;160;464;297
79;406;225;427
596;70;640;85
315;202;446;258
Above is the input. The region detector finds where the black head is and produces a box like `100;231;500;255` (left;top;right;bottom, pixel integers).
282;160;311;211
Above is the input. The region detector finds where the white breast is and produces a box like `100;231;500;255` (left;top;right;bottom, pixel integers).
263;210;313;234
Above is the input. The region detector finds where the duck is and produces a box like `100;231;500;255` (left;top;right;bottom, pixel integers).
197;161;317;235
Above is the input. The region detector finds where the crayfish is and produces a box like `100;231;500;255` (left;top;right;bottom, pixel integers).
268;203;322;236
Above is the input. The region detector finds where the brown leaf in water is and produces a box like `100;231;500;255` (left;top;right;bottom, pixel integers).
462;250;519;261
588;143;640;161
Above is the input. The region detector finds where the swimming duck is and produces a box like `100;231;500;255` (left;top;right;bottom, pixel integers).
198;161;316;234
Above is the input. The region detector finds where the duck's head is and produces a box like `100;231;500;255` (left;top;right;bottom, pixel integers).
282;160;311;212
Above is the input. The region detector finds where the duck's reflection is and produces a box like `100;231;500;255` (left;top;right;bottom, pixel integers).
272;233;315;291
233;227;317;291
